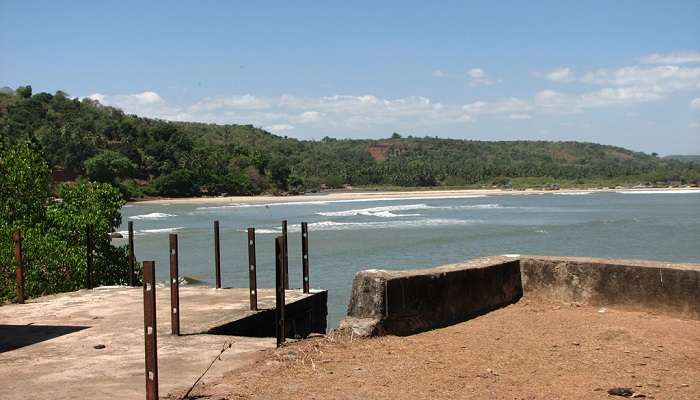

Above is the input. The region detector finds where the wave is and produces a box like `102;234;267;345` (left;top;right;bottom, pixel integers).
616;189;700;194
317;203;434;218
141;227;183;233
454;203;505;209
194;194;488;211
129;212;176;220
116;227;183;236
249;218;480;234
555;191;593;196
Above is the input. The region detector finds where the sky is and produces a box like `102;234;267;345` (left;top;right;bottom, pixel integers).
1;1;699;155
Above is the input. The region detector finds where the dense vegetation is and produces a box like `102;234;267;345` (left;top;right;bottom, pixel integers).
2;86;699;200
0;144;137;302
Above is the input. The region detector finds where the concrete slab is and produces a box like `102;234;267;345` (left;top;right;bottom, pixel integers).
0;285;319;399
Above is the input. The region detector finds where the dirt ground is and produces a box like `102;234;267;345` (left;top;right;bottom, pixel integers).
174;298;700;400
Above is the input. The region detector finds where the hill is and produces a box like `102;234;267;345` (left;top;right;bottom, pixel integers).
665;155;700;163
2;86;699;198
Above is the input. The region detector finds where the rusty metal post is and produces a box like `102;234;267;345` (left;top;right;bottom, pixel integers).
247;228;258;311
13;229;25;304
169;234;180;336
275;236;286;347
128;221;135;286
85;224;94;289
301;222;310;293
143;261;159;400
214;220;221;289
281;220;289;289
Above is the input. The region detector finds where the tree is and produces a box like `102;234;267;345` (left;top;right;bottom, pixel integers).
0;144;50;227
16;85;32;99
85;151;136;183
269;158;291;191
0;145;134;301
391;132;402;139
153;169;200;197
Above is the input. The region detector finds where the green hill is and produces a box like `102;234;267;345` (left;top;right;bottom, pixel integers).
2;86;699;198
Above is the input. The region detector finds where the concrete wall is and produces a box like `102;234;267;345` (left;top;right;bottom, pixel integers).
209;290;328;338
521;256;700;320
340;255;700;337
340;257;522;336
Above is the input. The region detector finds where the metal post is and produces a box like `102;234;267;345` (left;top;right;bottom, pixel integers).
275;236;286;347
86;224;93;289
301;222;310;294
247;228;258;311
128;221;135;286
282;220;289;289
169;234;180;336
143;261;159;400
13;229;25;304
214;220;221;289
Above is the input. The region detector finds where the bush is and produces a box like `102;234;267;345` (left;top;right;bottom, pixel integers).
85;151;136;184
153;169;200;197
0;146;137;302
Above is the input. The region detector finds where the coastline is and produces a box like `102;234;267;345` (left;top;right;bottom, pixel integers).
130;186;700;206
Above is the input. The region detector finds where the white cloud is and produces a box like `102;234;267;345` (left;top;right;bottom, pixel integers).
190;94;269;111
506;113;532;120
297;111;323;123
639;50;700;65
580;65;700;90
87;91;191;121
433;69;446;78
264;124;295;132
690;98;700;111
545;67;575;83
467;68;494;86
462;97;531;115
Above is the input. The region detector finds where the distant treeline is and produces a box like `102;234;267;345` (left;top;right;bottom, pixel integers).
2;86;699;199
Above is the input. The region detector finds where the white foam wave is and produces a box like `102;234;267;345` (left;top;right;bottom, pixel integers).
129;212;176;220
244;218;479;234
616;189;700;194
195;194;487;211
115;226;184;236
308;218;478;232
455;203;505;209
317;203;433;218
555;191;593;196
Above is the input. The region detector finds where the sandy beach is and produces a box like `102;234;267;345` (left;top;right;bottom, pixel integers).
131;187;700;206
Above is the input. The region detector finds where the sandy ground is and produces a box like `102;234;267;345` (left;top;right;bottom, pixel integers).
133;187;700;206
176;298;700;400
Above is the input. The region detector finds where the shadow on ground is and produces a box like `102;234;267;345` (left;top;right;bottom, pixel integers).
0;324;89;353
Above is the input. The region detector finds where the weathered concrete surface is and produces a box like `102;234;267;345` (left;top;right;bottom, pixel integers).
521;256;700;319
340;256;522;336
0;285;326;400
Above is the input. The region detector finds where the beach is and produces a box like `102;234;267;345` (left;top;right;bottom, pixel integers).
131;187;700;206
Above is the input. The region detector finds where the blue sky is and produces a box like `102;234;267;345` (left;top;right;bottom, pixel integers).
1;1;699;154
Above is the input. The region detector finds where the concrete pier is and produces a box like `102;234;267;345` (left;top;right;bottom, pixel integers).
0;285;327;400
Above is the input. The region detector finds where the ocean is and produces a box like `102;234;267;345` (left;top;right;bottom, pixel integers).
117;190;700;328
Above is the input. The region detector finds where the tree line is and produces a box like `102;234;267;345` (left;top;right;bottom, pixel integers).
2;85;699;201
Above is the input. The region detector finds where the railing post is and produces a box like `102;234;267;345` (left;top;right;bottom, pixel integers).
13;229;25;304
143;261;159;400
301;222;310;294
169;234;180;336
281;220;289;289
86;224;93;289
247;228;257;311
128;221;135;286
275;236;286;347
214;220;221;289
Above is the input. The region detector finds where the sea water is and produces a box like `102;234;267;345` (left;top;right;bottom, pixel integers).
117;190;700;327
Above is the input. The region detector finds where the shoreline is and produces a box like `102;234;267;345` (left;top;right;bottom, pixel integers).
130;186;700;206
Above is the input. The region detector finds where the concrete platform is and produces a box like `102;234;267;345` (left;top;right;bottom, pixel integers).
0;285;326;399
